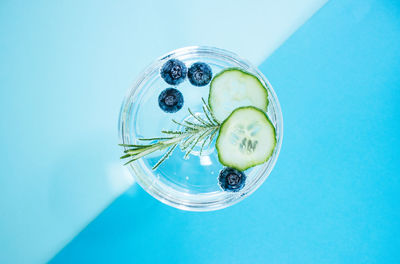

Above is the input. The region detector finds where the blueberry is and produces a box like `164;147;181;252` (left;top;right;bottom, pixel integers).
158;88;184;113
218;167;246;192
160;59;187;85
188;62;212;87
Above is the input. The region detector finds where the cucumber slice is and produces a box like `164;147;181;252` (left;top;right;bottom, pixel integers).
208;68;269;123
216;106;276;171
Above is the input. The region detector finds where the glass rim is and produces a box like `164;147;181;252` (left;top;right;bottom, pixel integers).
119;46;283;211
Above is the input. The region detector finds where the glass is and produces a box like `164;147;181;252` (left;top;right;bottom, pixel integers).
119;46;283;211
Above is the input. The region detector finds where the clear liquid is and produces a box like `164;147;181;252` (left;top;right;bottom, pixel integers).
132;61;256;194
120;47;282;210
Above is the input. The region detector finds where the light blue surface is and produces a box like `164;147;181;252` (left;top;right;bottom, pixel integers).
0;0;328;263
50;0;400;263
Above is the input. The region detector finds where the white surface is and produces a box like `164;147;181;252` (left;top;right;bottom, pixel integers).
0;0;327;263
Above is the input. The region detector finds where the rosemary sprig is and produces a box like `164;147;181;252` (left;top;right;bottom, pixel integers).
120;98;220;170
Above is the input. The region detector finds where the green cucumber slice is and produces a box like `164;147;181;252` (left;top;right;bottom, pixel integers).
216;106;276;171
208;68;269;123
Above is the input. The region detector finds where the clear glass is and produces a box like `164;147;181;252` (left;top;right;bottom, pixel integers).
119;46;283;211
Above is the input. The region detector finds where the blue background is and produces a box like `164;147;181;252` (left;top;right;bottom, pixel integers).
1;0;400;263
51;0;400;263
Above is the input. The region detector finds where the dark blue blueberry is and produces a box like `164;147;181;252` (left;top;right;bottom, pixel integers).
218;167;246;192
160;59;187;85
188;62;212;86
158;88;184;113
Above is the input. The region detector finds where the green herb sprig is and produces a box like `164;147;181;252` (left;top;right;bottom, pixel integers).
119;98;220;170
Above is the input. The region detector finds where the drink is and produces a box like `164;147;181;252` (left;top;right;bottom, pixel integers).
119;46;283;211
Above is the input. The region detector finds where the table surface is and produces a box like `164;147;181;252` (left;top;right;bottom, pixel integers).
1;0;400;263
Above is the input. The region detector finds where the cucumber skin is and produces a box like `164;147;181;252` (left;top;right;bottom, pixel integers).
215;106;277;171
208;68;269;123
